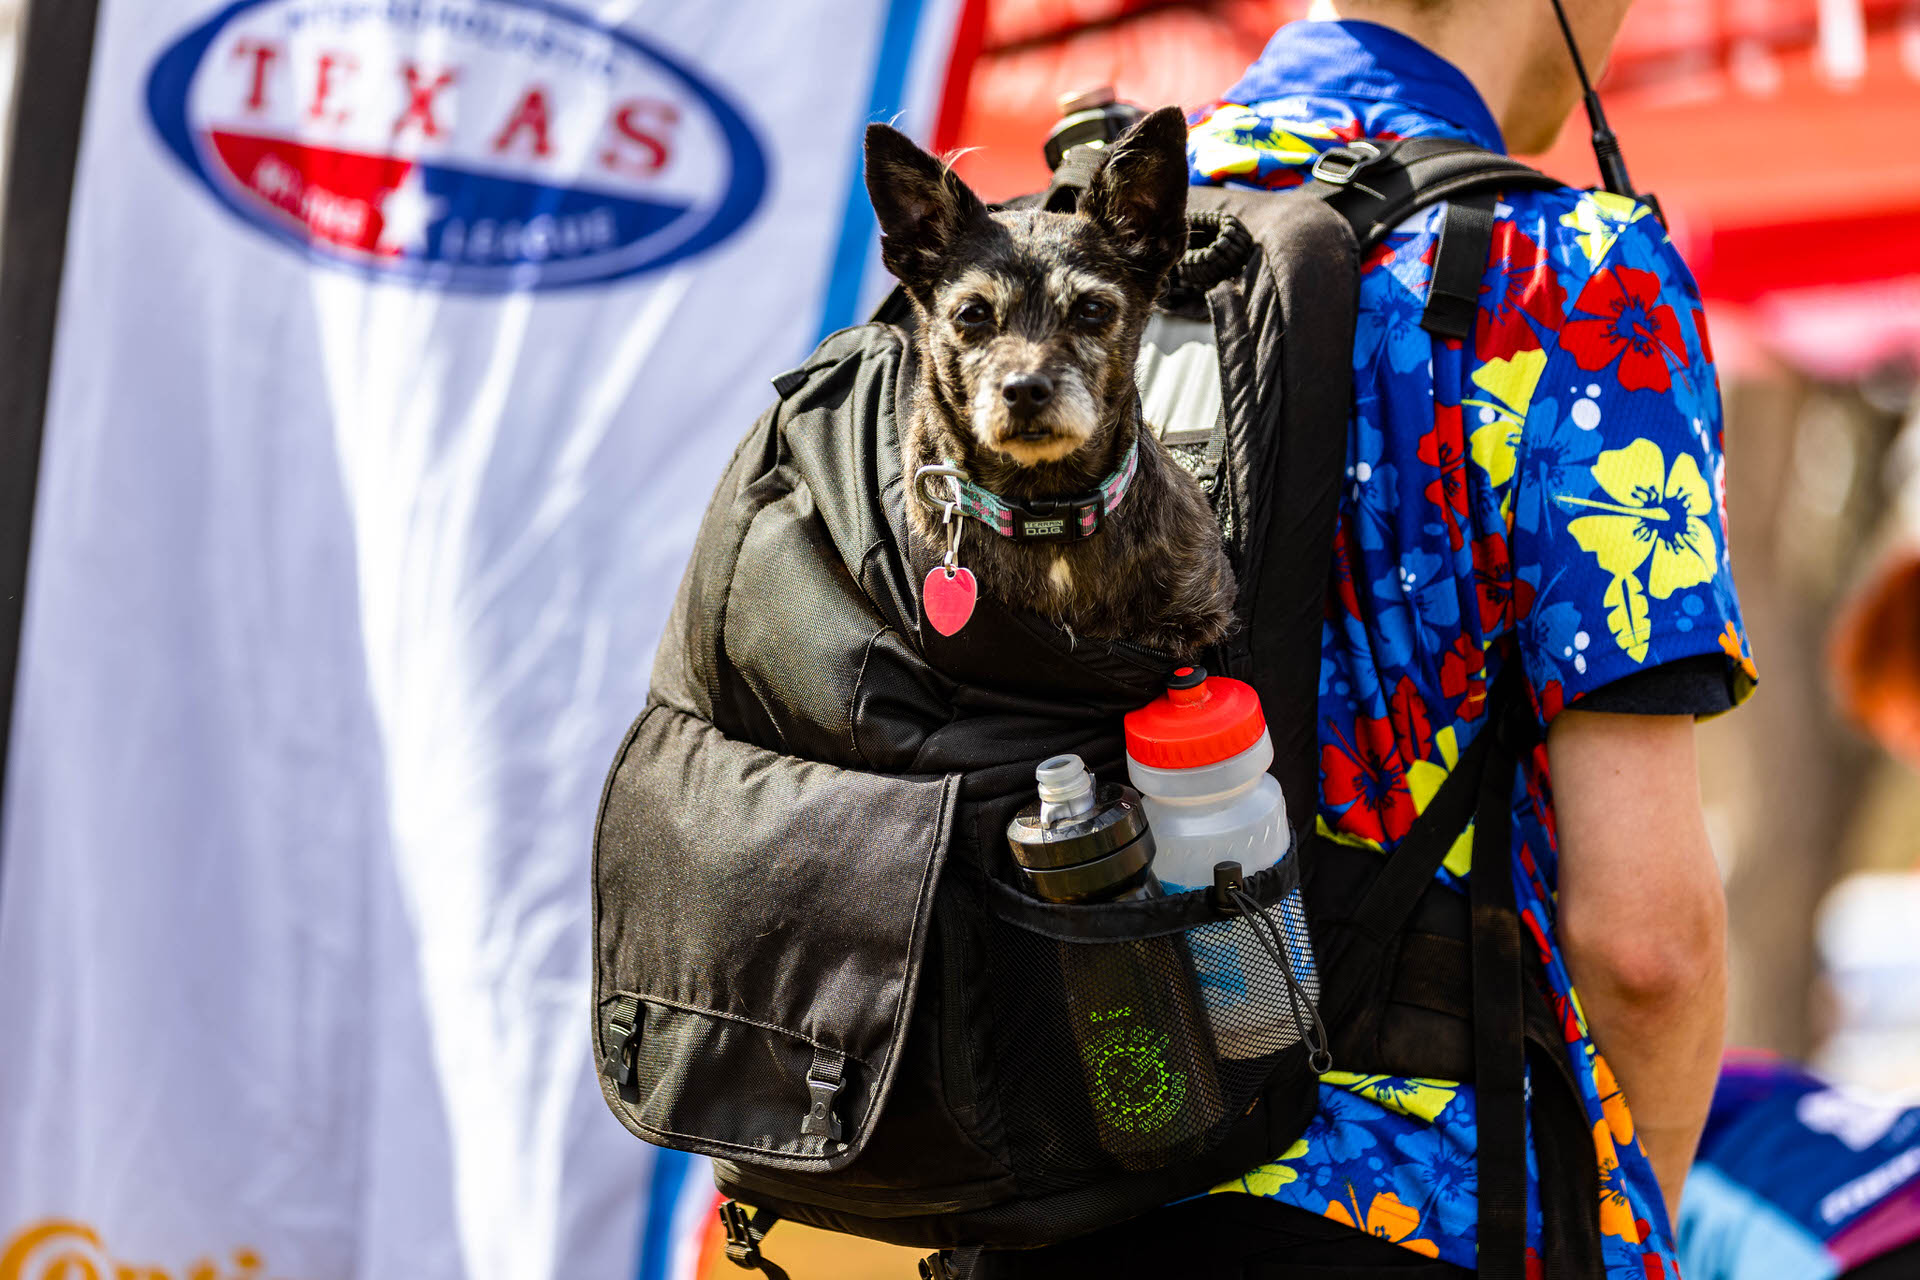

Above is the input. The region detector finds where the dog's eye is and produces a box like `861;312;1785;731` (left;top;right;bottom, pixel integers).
955;301;993;329
1073;297;1114;327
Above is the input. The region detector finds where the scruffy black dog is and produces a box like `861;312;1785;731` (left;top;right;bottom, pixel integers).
864;107;1236;656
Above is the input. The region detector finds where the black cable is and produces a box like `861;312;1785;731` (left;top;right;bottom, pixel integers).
1546;0;1638;200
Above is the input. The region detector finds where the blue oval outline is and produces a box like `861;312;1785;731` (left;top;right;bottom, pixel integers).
145;0;769;292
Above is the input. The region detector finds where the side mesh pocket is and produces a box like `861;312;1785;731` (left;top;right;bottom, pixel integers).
972;858;1322;1193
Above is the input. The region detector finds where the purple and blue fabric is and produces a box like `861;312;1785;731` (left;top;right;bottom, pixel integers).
1679;1055;1920;1280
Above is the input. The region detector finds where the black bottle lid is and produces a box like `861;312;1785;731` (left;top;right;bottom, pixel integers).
1006;763;1156;902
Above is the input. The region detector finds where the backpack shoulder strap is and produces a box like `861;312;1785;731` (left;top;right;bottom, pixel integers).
1314;137;1565;340
1222;137;1563;802
1312;136;1563;246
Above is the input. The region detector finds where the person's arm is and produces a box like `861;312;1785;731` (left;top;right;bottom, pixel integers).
1549;708;1726;1224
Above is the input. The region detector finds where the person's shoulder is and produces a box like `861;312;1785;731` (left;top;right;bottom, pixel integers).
1494;184;1713;414
1499;185;1700;303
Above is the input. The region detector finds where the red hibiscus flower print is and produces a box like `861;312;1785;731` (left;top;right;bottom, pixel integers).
1388;676;1435;762
1328;117;1400;146
1321;716;1417;843
1692;307;1713;365
1332;525;1364;621
1419;404;1470;550
1477;223;1566;362
1440;635;1487;718
1560;266;1686;393
1471;531;1525;635
1535;678;1565;722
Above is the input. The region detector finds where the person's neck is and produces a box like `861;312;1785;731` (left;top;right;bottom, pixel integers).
1305;0;1546;150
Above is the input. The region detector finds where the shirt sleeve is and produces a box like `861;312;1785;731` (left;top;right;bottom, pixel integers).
1502;191;1759;727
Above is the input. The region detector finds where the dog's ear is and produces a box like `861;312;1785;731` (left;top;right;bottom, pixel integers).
1082;105;1190;285
865;124;990;295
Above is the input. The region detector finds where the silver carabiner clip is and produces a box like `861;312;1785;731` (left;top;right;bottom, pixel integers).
913;462;968;513
913;464;969;577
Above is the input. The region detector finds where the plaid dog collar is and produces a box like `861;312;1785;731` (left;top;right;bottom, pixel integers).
916;440;1140;543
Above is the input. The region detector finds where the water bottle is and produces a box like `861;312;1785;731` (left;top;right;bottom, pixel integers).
1006;754;1223;1168
1123;667;1315;1061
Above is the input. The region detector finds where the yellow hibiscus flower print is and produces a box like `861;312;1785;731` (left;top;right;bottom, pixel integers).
1324;1072;1459;1124
1325;1188;1441;1258
1466;349;1547;496
1557;439;1720;662
1558;190;1654;267
1403;725;1473;876
1210;1137;1310;1197
1188;106;1334;179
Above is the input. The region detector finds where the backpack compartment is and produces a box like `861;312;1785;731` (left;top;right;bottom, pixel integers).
711;849;1325;1250
593;700;962;1173
966;857;1322;1194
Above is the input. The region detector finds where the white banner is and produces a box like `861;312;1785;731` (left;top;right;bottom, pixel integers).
0;2;963;1278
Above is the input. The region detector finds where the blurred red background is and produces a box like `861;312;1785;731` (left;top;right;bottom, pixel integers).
943;0;1920;378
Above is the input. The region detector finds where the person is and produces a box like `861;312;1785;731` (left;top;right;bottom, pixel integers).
981;1;1756;1274
1679;1052;1920;1280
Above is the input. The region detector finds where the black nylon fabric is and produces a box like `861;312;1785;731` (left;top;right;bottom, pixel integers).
595;185;1363;1247
594;142;1607;1265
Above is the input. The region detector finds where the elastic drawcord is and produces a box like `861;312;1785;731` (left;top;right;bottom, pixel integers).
1229;886;1333;1075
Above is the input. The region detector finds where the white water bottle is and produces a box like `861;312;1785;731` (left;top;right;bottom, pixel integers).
1123;666;1315;1060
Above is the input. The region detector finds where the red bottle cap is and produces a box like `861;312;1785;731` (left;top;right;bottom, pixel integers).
1123;666;1266;769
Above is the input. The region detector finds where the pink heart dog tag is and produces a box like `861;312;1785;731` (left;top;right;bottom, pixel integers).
923;566;978;637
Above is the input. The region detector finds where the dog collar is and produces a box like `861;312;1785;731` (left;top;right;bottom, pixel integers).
916;441;1140;543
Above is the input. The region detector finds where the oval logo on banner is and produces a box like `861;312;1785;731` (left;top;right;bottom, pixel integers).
146;0;768;291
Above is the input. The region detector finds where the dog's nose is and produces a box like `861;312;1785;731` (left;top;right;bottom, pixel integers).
1001;373;1053;413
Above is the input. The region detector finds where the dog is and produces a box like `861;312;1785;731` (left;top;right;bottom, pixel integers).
863;106;1236;657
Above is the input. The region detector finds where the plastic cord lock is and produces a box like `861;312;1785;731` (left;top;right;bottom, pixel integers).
1211;860;1247;915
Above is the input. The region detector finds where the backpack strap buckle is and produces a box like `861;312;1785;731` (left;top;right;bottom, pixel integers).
920;1247;983;1280
720;1200;756;1265
719;1201;790;1279
1310;140;1384;186
801;1047;848;1143
599;996;643;1101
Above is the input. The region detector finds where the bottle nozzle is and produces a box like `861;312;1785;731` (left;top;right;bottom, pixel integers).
1167;665;1209;707
1036;754;1097;827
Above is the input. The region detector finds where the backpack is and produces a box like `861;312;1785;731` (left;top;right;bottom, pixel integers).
592;139;1609;1279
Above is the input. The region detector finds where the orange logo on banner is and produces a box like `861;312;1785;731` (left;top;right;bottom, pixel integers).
0;1220;292;1280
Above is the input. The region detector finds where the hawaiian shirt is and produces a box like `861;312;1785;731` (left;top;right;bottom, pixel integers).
1186;20;1758;1276
1680;1054;1920;1280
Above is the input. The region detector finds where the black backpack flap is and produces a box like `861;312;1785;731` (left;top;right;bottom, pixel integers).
594;701;961;1172
647;324;924;765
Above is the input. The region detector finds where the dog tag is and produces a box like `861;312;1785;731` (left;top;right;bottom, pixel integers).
923;566;978;637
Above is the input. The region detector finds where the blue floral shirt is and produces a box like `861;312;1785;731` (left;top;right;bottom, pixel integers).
1187;21;1757;1276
